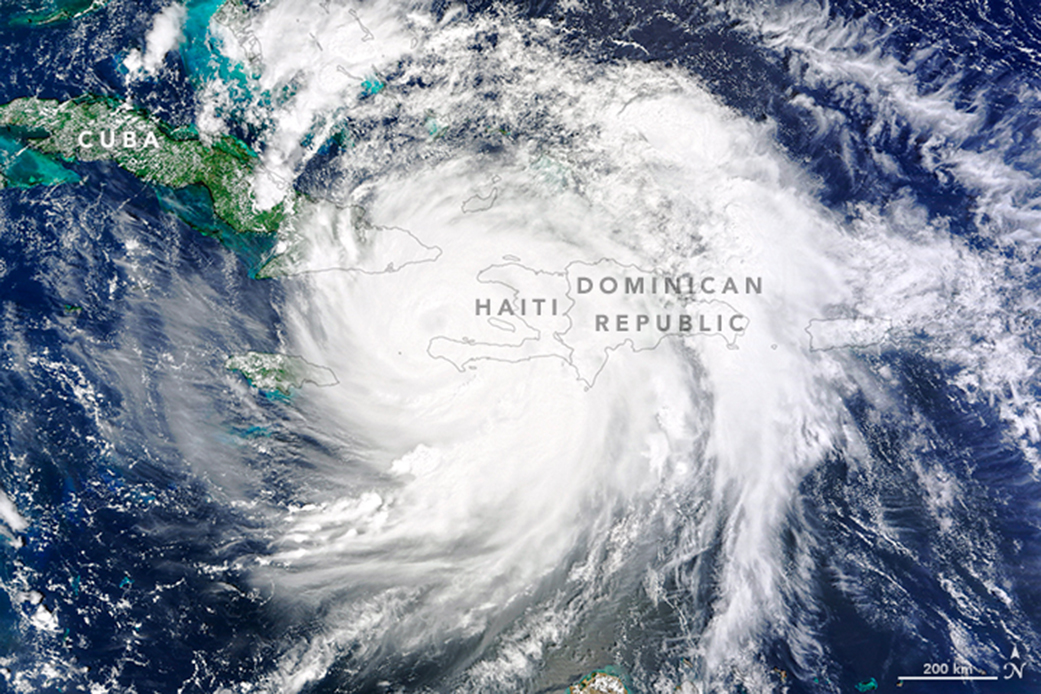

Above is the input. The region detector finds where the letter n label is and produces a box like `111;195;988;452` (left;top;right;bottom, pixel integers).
1004;663;1025;680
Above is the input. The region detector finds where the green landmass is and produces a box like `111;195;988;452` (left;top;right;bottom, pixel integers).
0;131;81;187
568;671;629;694
226;352;337;396
0;95;288;235
1;0;107;26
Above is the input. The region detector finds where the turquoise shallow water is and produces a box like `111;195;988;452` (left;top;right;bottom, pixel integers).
0;1;1038;693
0;132;79;187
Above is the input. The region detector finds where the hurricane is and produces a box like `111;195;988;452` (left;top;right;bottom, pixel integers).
0;0;1039;693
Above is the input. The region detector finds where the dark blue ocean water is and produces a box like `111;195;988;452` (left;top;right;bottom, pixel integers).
0;1;1038;692
0;161;291;690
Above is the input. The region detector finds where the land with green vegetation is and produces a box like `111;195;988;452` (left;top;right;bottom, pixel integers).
0;130;81;188
226;352;338;396
0;95;288;235
2;0;108;26
569;671;629;694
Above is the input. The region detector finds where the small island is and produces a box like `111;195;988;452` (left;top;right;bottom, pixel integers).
225;352;337;396
569;670;629;694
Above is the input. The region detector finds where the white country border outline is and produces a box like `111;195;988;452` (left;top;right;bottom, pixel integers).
804;315;892;352
427;257;751;389
425;261;577;378
259;224;443;279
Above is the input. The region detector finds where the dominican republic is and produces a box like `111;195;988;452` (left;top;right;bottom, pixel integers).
576;274;762;295
595;313;749;332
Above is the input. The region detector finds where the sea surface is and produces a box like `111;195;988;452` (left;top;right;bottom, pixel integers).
0;1;1039;692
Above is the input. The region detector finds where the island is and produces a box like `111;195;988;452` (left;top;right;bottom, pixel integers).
0;95;288;235
225;352;337;396
569;670;629;694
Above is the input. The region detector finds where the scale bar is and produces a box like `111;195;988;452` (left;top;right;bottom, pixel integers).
898;676;998;681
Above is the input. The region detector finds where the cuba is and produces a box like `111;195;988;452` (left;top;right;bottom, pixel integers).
76;130;161;149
